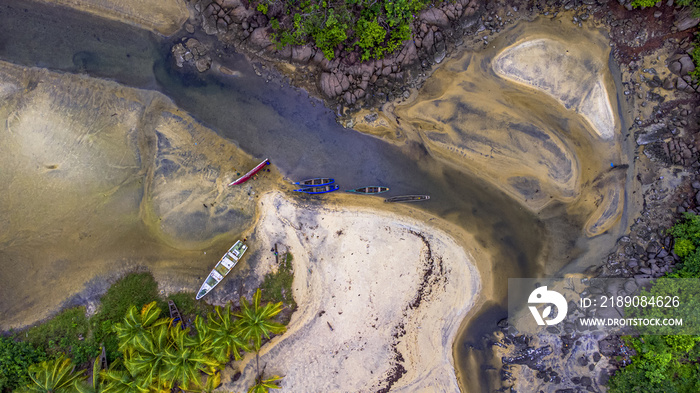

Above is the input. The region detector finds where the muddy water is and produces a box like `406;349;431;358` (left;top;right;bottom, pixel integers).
0;1;631;392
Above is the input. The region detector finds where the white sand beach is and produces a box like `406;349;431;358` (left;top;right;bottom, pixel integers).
223;192;482;392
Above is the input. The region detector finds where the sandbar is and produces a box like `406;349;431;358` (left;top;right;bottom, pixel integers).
223;192;482;392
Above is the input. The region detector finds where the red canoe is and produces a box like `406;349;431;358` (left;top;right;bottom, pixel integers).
228;159;270;186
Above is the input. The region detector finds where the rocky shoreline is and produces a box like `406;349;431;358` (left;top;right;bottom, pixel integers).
171;0;699;114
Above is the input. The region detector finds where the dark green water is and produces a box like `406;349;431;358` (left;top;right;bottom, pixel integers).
0;1;628;391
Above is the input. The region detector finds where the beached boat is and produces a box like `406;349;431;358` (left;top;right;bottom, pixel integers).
346;186;389;194
294;184;340;194
384;195;430;203
196;240;248;300
168;300;184;328
228;159;270;186
293;178;334;187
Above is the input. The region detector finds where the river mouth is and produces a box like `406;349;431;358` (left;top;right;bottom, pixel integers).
0;1;632;392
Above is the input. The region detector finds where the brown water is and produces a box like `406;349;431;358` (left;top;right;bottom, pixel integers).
0;2;632;391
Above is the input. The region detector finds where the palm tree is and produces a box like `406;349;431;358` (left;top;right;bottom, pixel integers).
19;355;87;393
123;324;170;390
161;327;221;391
206;305;249;362
246;375;282;393
97;359;169;393
112;302;170;353
235;289;286;351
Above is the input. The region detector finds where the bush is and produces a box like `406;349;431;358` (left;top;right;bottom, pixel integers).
260;252;296;311
609;213;700;391
24;307;97;365
266;0;433;61
0;337;45;393
356;18;386;60
90;273;163;362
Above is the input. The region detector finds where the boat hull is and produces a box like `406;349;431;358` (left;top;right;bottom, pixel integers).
293;178;334;187
228;159;270;186
196;240;248;300
384;195;430;203
294;184;340;194
346;186;389;194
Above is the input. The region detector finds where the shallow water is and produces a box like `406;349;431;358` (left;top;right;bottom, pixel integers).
0;1;632;391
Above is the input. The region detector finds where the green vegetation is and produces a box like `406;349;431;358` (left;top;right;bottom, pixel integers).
260;252;296;310
247;375;282;393
609;213;700;392
90;273;164;362
0;337;45;392
262;0;437;60
236;289;286;352
10;271;293;393
668;212;700;277
632;0;700;13
17;355;86;393
25;308;97;366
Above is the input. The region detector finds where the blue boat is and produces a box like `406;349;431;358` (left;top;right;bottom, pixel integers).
294;184;340;194
293;178;334;187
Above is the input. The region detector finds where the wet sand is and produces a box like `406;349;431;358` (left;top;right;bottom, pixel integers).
0;60;274;329
223;191;484;392
359;17;626;238
36;0;188;35
350;17;632;391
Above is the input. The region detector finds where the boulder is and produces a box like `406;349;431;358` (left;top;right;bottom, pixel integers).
662;77;675;90
248;27;272;50
420;8;450;28
230;5;254;23
668;60;682;75
675;8;700;31
171;43;187;68
221;0;242;7
423;29;435;52
195;56;212;72
679;55;696;76
292;46;314;63
402;41;418;65
319;72;342;98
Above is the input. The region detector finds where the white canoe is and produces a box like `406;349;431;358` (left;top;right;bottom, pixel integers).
196;240;248;300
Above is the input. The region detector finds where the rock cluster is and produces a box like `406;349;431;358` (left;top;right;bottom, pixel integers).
171;37;212;72
666;52;699;93
182;0;482;108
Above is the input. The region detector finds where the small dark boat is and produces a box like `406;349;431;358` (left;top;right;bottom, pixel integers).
346;186;389;194
293;178;334;187
168;300;185;328
228;159;270;186
384;195;430;203
295;184;340;194
99;344;108;370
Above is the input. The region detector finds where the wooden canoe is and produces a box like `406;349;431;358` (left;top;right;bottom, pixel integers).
228;159;270;186
384;195;430;203
294;184;340;194
293;178;334;187
196;240;248;300
346;186;389;194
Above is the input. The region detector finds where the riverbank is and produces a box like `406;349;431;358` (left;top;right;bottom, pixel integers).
36;0;188;35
